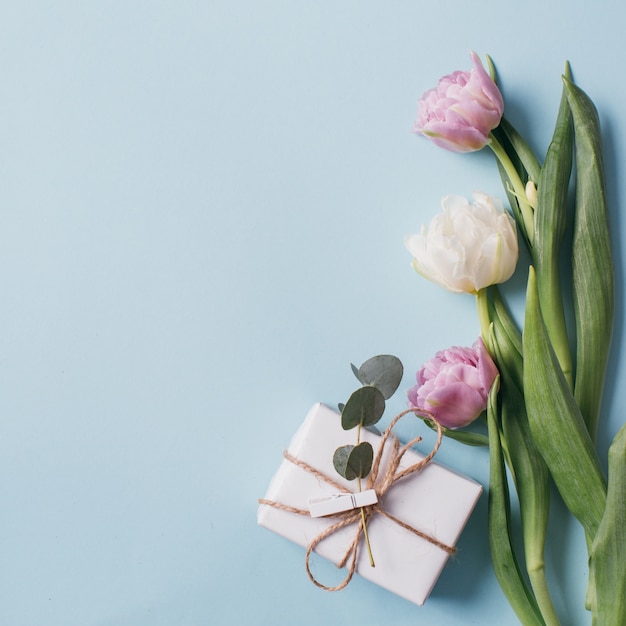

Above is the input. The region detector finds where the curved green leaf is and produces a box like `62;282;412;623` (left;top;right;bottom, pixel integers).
588;423;626;625
523;266;606;539
534;75;574;387
491;332;558;625
499;116;542;184
564;77;615;441
488;286;523;388
486;378;545;626
422;418;489;447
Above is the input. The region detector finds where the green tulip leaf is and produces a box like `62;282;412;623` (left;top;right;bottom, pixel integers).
533;75;574;387
333;442;374;481
341;385;386;430
486;378;545;626
564;77;615;441
355;354;403;399
499;117;542;184
491;118;540;249
490;323;559;624
588;423;626;624
523;266;606;539
423;418;489;447
488;286;523;390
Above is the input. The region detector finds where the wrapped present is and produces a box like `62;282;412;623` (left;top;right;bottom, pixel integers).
257;402;483;606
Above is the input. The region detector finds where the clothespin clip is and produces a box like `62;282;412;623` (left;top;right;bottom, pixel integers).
308;490;378;518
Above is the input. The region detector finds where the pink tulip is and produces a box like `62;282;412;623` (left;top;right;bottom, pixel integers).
407;338;499;429
414;52;504;153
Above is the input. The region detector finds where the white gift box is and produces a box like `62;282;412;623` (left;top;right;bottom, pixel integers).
257;403;483;606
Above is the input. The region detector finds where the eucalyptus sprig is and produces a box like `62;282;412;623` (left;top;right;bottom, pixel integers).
334;354;403;566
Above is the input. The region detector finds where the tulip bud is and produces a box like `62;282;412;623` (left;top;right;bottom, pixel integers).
525;180;538;207
414;52;504;153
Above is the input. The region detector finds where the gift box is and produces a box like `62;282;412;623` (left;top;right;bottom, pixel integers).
257;402;483;606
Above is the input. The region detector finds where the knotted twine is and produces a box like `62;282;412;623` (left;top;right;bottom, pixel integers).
258;407;456;592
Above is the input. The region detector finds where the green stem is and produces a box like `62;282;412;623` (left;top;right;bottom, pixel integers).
357;425;375;567
359;498;375;568
477;288;492;349
528;566;561;626
489;133;535;244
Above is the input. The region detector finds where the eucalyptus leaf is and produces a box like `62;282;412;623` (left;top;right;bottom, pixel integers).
341;385;386;430
333;445;356;480
356;355;403;400
348;442;374;479
333;442;374;481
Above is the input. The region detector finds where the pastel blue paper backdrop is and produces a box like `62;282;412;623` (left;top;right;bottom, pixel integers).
0;2;623;625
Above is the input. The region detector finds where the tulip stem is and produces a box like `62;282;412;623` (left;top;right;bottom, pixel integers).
528;565;561;626
476;289;493;351
489;133;535;245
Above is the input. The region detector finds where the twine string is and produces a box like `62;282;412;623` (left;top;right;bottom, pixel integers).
258;407;456;592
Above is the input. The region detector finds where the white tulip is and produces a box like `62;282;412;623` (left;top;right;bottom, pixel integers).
405;192;519;294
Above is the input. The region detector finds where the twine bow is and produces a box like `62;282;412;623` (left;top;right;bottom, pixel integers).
258;407;456;591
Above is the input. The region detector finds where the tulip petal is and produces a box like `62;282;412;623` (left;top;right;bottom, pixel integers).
421;383;485;429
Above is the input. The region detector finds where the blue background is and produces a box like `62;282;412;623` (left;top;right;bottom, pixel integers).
1;2;624;625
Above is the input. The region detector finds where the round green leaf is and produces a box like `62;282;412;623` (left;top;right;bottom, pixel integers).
332;442;374;481
341;386;385;430
357;355;403;399
348;442;374;479
333;444;356;480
